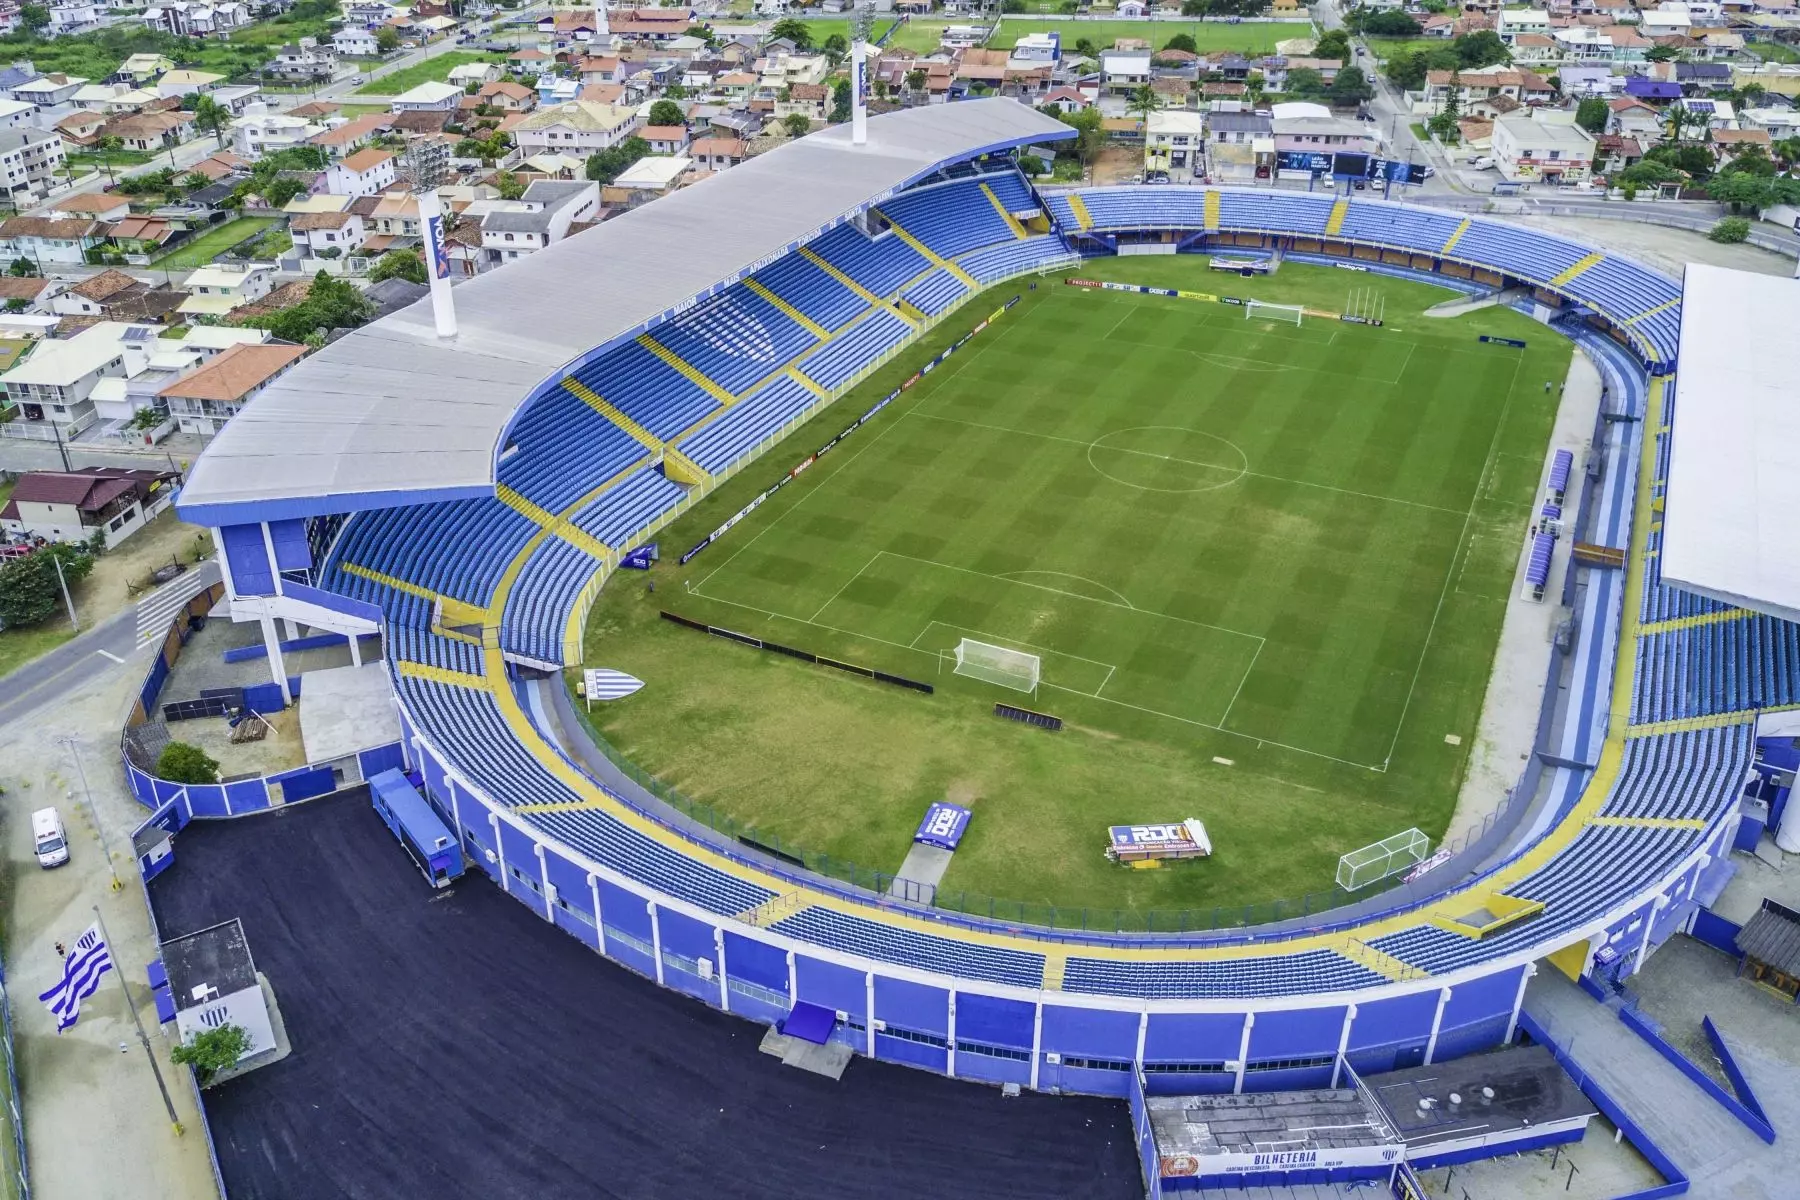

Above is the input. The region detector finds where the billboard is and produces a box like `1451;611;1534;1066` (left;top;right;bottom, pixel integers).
914;802;972;850
1107;819;1212;862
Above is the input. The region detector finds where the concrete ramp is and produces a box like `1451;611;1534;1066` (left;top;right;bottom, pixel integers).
1424;286;1532;318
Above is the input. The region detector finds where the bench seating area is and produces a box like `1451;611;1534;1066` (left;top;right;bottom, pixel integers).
498;385;647;515
1632;613;1800;724
1062;950;1386;1000
502;536;602;665
1449;219;1590;285
569;341;721;441
902;267;968;317
571;466;688;550
810;221;930;297
1216;190;1336;236
769;907;1045;989
797;310;911;390
326;497;536;611
877;178;1019;259
1335;202;1463;251
387;625;485;675
651;286;818;396
1601;724;1754;822
677;375;818;475
983;171;1038;214
752;251;867;331
960;235;1075;285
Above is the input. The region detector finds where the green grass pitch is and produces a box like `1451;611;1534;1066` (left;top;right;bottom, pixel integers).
577;260;1571;926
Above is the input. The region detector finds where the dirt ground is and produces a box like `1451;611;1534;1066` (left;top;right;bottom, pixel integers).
1091;147;1143;185
73;510;213;633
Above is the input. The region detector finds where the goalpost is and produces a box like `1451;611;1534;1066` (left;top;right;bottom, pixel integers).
1246;300;1304;326
953;639;1041;694
1336;827;1431;892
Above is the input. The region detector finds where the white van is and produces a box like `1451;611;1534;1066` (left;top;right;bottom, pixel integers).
32;808;68;869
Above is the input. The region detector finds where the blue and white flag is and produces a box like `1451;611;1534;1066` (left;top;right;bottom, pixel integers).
39;923;113;1033
582;668;645;701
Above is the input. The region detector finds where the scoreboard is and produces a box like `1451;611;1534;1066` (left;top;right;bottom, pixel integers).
1107;819;1213;863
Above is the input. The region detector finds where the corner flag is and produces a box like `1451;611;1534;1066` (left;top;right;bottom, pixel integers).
39;924;113;1032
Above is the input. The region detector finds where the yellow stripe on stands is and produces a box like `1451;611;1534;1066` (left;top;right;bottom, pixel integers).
799;246;887;307
1442;216;1470;254
1638;607;1752;637
1336;936;1423;982
1325;198;1349;237
1625;710;1771;738
1551;252;1604;286
1069;192;1094;232
636;333;736;404
786;365;829;398
745;277;829;339
1588;816;1708;830
980;181;1028;239
1041;950;1067;991
562;377;663;453
1626;297;1680;326
1203;190;1220;231
495;483;614;560
883;215;979;288
340;561;485;627
395;660;489;690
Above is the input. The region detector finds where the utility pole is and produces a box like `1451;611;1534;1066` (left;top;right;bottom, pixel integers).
93;905;183;1137
50;549;79;632
51;417;71;472
59;735;116;889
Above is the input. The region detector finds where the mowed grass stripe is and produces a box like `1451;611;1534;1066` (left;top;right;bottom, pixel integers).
592;262;1570;916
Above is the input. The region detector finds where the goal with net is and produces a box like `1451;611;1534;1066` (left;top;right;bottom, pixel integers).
1336;827;1430;891
1246;300;1303;326
953;639;1041;693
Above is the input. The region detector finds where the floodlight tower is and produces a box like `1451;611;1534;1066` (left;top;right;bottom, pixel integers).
851;2;876;146
407;138;457;340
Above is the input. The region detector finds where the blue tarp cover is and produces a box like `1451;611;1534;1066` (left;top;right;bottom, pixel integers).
783;1001;837;1045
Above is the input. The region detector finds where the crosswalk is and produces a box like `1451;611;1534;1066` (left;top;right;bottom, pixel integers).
135;567;217;647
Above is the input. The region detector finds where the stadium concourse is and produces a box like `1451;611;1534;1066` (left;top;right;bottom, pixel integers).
154;98;1798;1181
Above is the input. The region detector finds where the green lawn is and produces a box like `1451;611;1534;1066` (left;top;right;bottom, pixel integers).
1751;40;1800;64
0;10;334;81
789;16;955;55
1364;36;1438;62
354;50;507;95
989;18;1299;55
151;216;280;270
0;623;73;681
579;260;1568;927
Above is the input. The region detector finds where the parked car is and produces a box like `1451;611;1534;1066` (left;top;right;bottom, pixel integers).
1469;155;1495;170
32;808;68;869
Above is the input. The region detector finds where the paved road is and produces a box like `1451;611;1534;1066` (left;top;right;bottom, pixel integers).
0;559;218;729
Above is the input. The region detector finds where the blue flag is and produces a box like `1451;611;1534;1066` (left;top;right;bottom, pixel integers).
39;923;112;1033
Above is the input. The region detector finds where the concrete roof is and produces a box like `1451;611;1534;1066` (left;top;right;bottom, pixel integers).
177;99;1073;524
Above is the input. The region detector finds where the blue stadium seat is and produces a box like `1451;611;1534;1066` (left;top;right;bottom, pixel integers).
679;375;818;475
797;311;910;391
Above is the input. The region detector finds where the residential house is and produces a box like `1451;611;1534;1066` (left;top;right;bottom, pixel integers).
231;105;321;156
1272;115;1382;158
688;135;743;170
13;75;87;110
1207;109;1274;182
1498;7;1553;39
333;27;379;57
0;321;133;439
1710;127;1773;163
155;69;225;100
0;129;64;203
477;179;599;265
603;155;689;204
308;113;390;159
1593;133;1644;174
157;341;307;438
0;214;104;266
325;147;396;197
774;82;829;122
49;0;104;36
0;66;37;101
53;110;106;147
0;99;34;130
289;210;366;262
1099;51;1152;97
1675;61;1733;93
364;190;420;244
115;53;173;85
608;6;693;42
389;109;451;138
477;81;536;112
177;263;274;318
639;124;689;154
447;62;502;88
270;40;336;82
101;110;193;152
207;83;261;117
391;81;463;112
51;269;184;321
46;191;130;222
1607;98;1665;141
71;82;160;114
0;275;57;312
1624;77;1683;103
1144;110;1205;182
1492;108;1596;183
0;467;178;546
512;100;640;156
1674;96;1735;131
104;215;178;261
1423;67;1554;109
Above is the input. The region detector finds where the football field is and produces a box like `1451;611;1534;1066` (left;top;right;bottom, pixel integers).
582;263;1571;920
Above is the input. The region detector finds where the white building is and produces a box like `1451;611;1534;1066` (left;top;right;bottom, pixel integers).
0;321;134;439
1145;110;1206;183
333;27;379;57
231;104;321;156
0;129;65;204
324;147;396;197
390;81;463;112
477;179;600;266
512;99;640;156
1492;109;1596;185
177;264;275;319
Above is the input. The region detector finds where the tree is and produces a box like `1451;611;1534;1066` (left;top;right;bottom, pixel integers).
370;248;427;284
1575;97;1608;134
647;99;685;127
1073;37;1098;58
246;272;374;342
1363;10;1422;36
375;25;401;53
782;111;811;139
192;94;229;150
1645;44;1681;63
1775;137;1800;168
1181;0;1205;14
1329;65;1374;107
1314;29;1351;62
1454;30;1510;69
1126;84;1159;125
1162;32;1196;54
1428;76;1461;143
1663;104;1708;145
1718;144;1776;178
768;17;813;51
1645;140;1713;178
584;136;649;183
493;169;525;200
7;257;35;277
1709;216;1750;243
1707;171;1800;214
156;742;220;785
821;32;847;63
1284;67;1325;99
0;543;95;628
183;171;211;192
19;3;48;34
172;1023;251;1085
830;77;851;123
91;134;126;184
263;176;305;207
904;68;926;95
1050;105;1104;165
1017;154;1046;176
1617;159;1681;188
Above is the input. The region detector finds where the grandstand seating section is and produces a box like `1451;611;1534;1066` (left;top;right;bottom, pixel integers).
305;178;1766;1008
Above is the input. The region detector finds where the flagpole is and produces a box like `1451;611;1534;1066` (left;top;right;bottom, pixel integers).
92;906;182;1136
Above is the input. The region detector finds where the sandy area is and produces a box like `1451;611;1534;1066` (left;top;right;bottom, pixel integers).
71;509;214;632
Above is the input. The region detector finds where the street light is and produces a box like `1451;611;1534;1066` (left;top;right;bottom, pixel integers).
58;734;121;892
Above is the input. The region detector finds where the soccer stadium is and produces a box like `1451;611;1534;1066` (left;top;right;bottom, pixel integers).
135;99;1800;1195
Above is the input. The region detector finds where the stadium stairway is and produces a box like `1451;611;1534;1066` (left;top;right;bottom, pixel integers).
979;182;1029;239
1441;216;1470;254
743;278;830;339
881;216;979;288
496;484;615;561
635;333;737;405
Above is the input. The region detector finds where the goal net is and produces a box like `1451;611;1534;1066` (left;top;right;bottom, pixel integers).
1336;827;1431;892
953;639;1040;693
1246;300;1303;326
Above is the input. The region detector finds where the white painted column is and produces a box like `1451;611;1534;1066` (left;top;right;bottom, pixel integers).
1634;896;1663;977
649;901;665;986
1506;963;1537;1044
850;41;867;146
786;950;797;1005
1232;1013;1255;1095
946;990;958;1078
533;843;553;921
1331;1004;1358;1088
258;613;292;704
349;634;363;668
282;618;300;641
447;772;464;856
715;927;730;1013
1423;987;1452;1065
489;810;506;892
417;188;458;339
588;873;603;950
1029;1000;1044;1091
865;973;876;1056
211;527;235;603
1135;1009;1149;1072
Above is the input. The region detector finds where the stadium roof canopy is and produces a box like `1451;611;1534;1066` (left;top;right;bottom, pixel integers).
177;100;1073;527
1660;263;1800;624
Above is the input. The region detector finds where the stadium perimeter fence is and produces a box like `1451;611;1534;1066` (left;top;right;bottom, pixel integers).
0;959;27;1200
